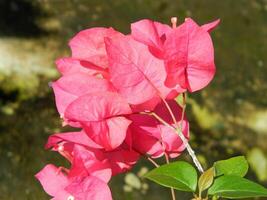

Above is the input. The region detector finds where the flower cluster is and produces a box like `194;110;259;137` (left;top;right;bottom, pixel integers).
36;17;219;200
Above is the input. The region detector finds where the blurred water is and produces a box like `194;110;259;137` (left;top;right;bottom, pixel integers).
0;0;267;199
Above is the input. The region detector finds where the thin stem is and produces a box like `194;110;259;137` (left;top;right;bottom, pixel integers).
180;93;186;124
153;97;204;173
164;152;170;163
178;94;204;173
144;115;176;200
162;98;178;125
151;112;175;129
164;152;176;200
147;157;160;168
146;153;176;200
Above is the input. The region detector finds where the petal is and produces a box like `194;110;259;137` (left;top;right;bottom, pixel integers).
164;18;216;92
105;35;173;109
65;176;112;200
65;92;131;122
131;19;163;51
154;21;172;38
45;131;102;149
130;96;161;112
52;81;77;118
89;159;112;184
52;73;114;123
104;148;140;175
69;145;112;183
82;117;131;150
56;72;114;96
129;114;165;158
201;19;220;33
51;190;70;200
105;117;132;149
35;164;69;197
69;27;122;68
131;19;171;58
56;57;107;76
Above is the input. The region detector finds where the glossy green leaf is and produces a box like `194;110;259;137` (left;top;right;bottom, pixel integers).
208;175;267;199
198;167;215;194
214;156;248;177
144;161;198;192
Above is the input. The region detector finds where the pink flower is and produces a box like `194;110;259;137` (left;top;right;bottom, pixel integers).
37;17;219;199
131;18;219;92
35;164;112;200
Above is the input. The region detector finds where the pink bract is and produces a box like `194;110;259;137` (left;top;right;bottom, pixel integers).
64;92;132;150
52;72;114;124
56;57;108;77
69;27;122;69
131;18;219;92
35;164;112;200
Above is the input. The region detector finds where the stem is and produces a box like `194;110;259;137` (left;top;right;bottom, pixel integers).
179;94;204;173
162;98;178;125
164;152;176;200
146;154;176;200
159;96;204;173
144;117;176;200
147;156;160;168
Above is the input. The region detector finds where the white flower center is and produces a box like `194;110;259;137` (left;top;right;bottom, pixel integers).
58;145;64;151
67;195;75;200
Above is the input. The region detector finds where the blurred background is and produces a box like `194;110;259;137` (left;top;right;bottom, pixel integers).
0;0;267;199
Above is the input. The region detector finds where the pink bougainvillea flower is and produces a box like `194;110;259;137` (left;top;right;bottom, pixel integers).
131;18;219;92
163;18;218;92
69;27;122;69
128;100;189;158
52;72;114;125
35;164;112;200
37;17;221;199
64;92;132;150
46;130;140;175
105;34;177;111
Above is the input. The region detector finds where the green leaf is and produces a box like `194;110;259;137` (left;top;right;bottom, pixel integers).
214;156;248;177
198;167;215;195
208;175;267;199
144;161;198;192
